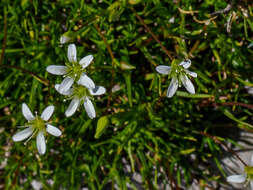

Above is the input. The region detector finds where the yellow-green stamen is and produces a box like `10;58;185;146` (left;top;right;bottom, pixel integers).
65;61;85;80
245;166;253;180
23;116;46;145
27;116;46;134
73;85;91;100
168;60;191;86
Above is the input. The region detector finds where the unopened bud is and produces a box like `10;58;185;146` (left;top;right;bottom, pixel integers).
60;35;71;45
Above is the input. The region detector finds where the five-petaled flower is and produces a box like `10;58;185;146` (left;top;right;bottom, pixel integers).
227;153;253;189
46;43;95;94
156;59;197;98
55;83;106;119
12;103;62;155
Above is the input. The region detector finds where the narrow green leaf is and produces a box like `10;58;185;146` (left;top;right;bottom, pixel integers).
127;141;135;172
223;109;253;128
236;77;253;87
212;49;222;81
120;61;136;70
95;116;109;139
124;73;133;107
180;148;195;155
176;91;214;98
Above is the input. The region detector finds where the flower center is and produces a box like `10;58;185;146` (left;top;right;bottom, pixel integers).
168;60;187;87
73;85;91;100
245;166;253;180
66;61;84;80
28;116;46;133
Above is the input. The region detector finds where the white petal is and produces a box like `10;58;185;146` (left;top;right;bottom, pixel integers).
180;74;195;94
179;59;191;69
250;181;253;190
46;124;62;137
31;180;43;190
36;131;46;155
77;73;95;89
226;174;246;183
58;77;74;94
68;44;77;62
46;65;67;75
89;86;106;96
155;65;171;75
22;103;35;121
12;127;33;142
41;105;54;121
167;77;178;98
55;84;73;96
84;97;96;119
185;70;197;78
65;98;80;117
79;55;93;69
250;153;253;166
247;88;253;96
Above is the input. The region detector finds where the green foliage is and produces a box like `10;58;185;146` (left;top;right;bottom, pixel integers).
95;116;109;139
0;0;253;189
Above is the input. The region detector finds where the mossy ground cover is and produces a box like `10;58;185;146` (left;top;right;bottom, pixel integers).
0;0;253;189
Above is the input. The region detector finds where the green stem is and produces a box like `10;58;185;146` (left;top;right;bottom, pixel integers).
0;65;49;86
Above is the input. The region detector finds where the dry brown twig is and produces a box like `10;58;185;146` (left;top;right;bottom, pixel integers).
93;23;116;110
210;0;233;16
0;65;49;86
199;132;247;166
198;100;253;110
178;7;218;25
131;7;174;61
0;6;8;65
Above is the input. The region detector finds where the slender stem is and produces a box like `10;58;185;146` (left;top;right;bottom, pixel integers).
178;7;217;24
165;162;181;190
168;123;247;166
199;101;253;109
0;46;46;53
0;6;8;65
0;65;49;86
11;156;23;189
199;131;247;166
177;7;199;14
219;102;253;109
210;0;233;16
93;23;115;110
131;8;173;61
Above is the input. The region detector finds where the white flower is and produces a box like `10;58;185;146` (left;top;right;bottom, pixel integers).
245;85;253;96
55;83;106;119
12;103;62;155
156;59;197;98
46;44;94;93
227;153;253;189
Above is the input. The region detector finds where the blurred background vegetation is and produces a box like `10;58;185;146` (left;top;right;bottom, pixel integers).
0;0;253;189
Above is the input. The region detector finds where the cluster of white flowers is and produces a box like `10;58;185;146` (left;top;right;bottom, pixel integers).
13;42;106;155
156;59;197;98
12;40;200;155
55;84;106;118
46;43;106;118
